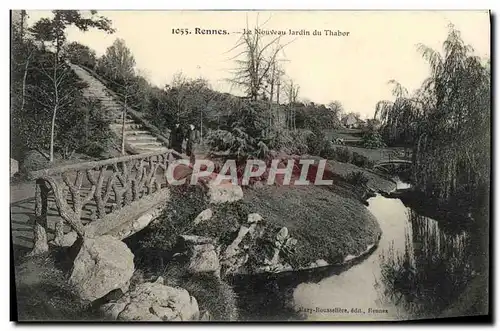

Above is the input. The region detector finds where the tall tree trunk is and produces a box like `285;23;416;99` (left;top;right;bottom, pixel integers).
20;50;33;113
121;96;128;155
49;104;58;163
49;52;59;163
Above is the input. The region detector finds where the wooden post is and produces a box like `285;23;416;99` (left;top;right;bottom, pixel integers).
30;179;50;256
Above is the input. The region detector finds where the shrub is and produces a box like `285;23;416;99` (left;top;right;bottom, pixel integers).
334;147;353;163
361;131;386;149
20;150;50;173
351;152;375;169
132;184;209;269
306;130;330;156
343;171;369;187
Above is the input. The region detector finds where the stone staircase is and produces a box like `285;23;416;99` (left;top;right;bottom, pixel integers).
69;63;168;155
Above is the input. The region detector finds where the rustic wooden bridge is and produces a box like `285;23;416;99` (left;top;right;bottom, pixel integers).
12;148;191;256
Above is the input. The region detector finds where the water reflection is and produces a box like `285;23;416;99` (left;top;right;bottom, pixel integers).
292;184;478;321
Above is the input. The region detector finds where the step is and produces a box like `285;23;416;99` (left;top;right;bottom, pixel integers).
128;141;164;147
126;135;157;141
133;147;167;154
113;118;135;124
126;130;151;136
110;123;142;130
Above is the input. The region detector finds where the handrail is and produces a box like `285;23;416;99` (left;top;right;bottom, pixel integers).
28;148;185;180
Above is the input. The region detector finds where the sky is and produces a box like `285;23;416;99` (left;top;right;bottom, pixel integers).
25;10;490;119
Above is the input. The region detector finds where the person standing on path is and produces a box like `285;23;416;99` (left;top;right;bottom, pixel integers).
186;124;196;157
169;123;184;154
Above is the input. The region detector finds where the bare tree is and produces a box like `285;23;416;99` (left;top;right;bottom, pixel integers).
31;56;77;162
228;16;294;102
284;80;300;130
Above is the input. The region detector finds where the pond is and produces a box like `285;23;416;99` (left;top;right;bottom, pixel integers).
233;180;487;321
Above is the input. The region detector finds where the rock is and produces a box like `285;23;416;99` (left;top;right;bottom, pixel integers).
193;208;213;225
51;228;77;247
247;213;263;224
187;244;220;274
101;282;199;321
276;227;289;246
315;259;328;267
223;225;250;259
69;235;134;302
207;180;243;204
285;237;297;248
10;158;19;177
179;235;215;246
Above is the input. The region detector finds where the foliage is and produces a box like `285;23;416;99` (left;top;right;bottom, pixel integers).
343;171;369;187
55;98;113;159
375;25;490;213
361;130;386;149
351;152;375;169
97;38;136;82
229;19;291;101
20;150;50;173
11;10;115;163
333;147;353;163
63;41;97;68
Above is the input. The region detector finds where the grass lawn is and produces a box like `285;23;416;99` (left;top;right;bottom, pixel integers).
243;184;382;267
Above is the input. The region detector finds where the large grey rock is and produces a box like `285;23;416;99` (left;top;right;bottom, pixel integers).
187;243;220;275
69;235;134;302
101;280;199;321
193;208;213;225
207;180;243;204
177;235;220;275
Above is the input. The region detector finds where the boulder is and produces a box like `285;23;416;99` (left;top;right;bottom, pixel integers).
186;243;220;275
177;235;220;275
247;213;263;225
69;235;134;302
101;281;199;321
206;180;243;204
193;208;213;225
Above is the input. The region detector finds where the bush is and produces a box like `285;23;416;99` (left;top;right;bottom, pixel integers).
306;130;330;156
343;171;369;187
56;98;113;159
351;152;375;169
334;147;353;163
20;150;50;173
361;131;386;149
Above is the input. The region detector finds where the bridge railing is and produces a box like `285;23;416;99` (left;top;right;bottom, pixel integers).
28;149;184;251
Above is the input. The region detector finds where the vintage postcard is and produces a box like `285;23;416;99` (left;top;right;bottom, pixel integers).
10;10;490;322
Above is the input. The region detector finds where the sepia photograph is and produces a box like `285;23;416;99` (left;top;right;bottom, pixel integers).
9;9;491;322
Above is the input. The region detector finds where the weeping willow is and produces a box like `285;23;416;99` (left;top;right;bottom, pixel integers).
376;25;491;212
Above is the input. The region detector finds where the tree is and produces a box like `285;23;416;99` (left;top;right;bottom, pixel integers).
374;80;422;146
411;25;490;209
328;100;344;123
229;17;293;101
284;80;300;130
63;41;97;68
29;10;114;57
27;10;114;162
98;38;136;82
